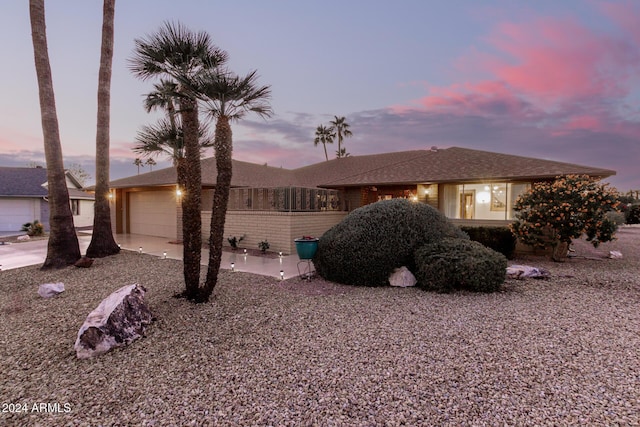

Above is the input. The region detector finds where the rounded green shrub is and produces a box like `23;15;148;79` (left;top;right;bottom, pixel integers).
414;238;507;293
313;199;468;286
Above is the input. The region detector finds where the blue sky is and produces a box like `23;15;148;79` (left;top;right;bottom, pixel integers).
0;0;638;191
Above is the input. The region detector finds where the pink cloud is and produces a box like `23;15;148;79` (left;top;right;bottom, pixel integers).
394;6;640;137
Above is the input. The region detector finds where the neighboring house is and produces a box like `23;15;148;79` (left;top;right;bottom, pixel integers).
0;166;94;232
108;147;615;253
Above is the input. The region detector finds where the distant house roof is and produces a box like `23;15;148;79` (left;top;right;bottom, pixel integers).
108;147;616;189
0;167;94;199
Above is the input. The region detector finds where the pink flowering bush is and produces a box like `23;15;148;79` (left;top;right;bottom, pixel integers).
511;175;620;261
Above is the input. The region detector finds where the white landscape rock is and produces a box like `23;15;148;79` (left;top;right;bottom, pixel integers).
17;235;30;241
506;265;551;280
38;282;65;298
389;266;417;287
74;284;153;359
608;250;623;259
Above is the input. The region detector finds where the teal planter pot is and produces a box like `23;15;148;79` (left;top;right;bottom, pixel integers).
294;238;319;260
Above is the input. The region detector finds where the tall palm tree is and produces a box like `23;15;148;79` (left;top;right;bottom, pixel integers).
29;0;80;269
133;158;144;174
145;158;156;171
133;116;212;192
314;125;335;161
197;69;272;302
87;0;120;259
329;116;353;158
135;80;212;193
129;21;228;299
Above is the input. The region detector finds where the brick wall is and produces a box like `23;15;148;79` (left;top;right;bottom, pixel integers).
201;210;347;254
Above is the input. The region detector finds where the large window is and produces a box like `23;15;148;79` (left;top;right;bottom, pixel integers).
441;182;530;220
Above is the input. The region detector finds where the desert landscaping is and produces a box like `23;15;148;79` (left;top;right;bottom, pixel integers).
1;227;639;426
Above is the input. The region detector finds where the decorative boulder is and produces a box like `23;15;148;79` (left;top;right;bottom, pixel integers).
74;256;94;268
389;266;417;287
506;265;551;280
74;284;153;359
38;282;65;298
608;251;623;259
17;235;30;241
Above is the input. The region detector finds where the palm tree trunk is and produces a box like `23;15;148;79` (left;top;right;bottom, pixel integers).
323;142;328;161
87;0;120;258
179;97;202;299
203;116;233;301
29;0;80;269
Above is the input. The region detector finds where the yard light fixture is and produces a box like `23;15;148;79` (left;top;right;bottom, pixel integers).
162;251;167;259
176;188;182;197
243;248;247;255
138;246;142;254
280;270;284;281
231;262;235;272
279;251;282;257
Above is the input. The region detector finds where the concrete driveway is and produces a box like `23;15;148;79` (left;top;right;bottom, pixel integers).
0;235;92;271
0;233;309;279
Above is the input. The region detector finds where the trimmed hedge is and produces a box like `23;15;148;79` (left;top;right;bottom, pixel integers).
414;238;507;293
626;204;640;224
460;226;517;260
313;199;468;286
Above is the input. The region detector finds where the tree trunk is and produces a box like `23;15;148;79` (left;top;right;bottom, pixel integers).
29;0;80;269
87;0;120;258
202;116;233;302
551;241;569;262
179;97;202;299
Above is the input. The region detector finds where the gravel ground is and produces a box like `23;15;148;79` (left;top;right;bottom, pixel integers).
1;227;639;426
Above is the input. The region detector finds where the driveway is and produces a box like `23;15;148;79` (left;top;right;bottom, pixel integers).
0;235;92;270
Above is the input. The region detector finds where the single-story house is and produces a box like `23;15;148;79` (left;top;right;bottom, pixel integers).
0;166;94;232
107;147;615;254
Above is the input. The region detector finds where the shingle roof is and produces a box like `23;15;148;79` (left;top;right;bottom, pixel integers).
315;147;616;187
0;167;49;196
0;167;95;199
107;147;616;189
108;158;298;189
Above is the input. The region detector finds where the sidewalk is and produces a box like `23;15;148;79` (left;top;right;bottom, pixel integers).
0;233;312;280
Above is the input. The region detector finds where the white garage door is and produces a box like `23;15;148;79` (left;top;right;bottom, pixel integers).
129;191;177;239
0;199;37;231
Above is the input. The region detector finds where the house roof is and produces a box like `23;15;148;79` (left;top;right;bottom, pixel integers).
0;166;94;199
108;147;616;189
315;147;616;187
108;158;298;189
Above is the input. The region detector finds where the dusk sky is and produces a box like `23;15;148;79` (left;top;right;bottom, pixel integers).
0;1;638;190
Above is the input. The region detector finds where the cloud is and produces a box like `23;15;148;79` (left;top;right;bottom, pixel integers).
381;5;640;191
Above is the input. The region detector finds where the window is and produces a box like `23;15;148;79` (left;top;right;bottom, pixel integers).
441;182;531;220
71;199;80;216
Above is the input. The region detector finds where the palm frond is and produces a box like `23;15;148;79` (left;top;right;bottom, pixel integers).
129;21;228;83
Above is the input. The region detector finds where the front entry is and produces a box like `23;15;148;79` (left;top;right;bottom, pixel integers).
460;191;474;219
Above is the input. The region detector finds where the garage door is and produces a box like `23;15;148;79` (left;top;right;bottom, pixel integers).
129;191;177;239
0;199;37;231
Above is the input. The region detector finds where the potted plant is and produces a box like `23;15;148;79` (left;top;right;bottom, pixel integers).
294;235;319;259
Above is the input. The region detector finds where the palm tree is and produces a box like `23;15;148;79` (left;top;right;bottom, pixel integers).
329;116;353;158
197;69;272;302
87;0;120;259
129;21;228;300
145;158;156;171
135;80;212;193
133;158;144;174
133;117;212;192
314;125;335;161
29;0;80;269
